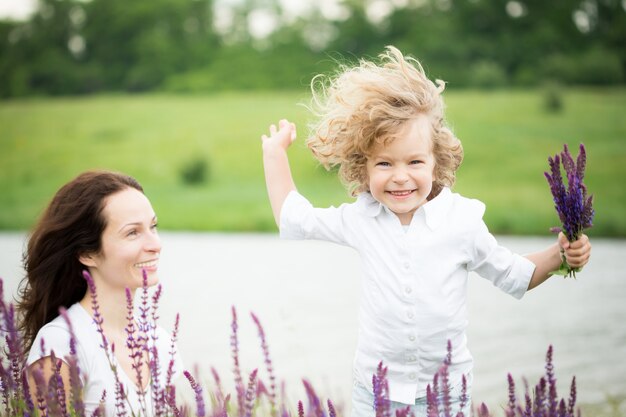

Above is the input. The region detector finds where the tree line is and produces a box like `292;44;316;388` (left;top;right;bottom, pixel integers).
0;0;624;97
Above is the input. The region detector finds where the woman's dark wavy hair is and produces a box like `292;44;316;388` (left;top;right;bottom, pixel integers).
17;170;143;353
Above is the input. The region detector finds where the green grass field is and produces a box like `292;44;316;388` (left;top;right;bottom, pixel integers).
1;88;624;236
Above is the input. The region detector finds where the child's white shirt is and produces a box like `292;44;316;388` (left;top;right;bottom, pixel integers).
27;303;183;417
279;187;535;404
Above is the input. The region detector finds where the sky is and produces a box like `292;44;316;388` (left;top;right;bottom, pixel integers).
0;0;351;38
0;0;37;20
0;0;327;21
0;0;402;22
0;0;382;41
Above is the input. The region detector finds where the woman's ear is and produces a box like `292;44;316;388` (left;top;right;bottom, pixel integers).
78;252;97;268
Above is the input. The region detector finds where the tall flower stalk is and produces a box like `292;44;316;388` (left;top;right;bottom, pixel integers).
231;306;246;417
251;312;277;416
372;362;390;417
504;345;580;417
425;341;466;417
82;270;129;416
544;143;594;277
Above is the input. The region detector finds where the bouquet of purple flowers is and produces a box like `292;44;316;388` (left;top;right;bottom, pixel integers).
544;143;594;278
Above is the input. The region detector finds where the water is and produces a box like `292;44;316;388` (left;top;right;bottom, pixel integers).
1;233;625;412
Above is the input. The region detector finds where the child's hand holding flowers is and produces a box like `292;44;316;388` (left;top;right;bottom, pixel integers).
545;143;594;277
557;231;591;276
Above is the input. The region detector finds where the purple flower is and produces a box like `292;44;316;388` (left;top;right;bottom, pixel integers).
544;143;594;277
230;306;245;416
244;369;259;417
426;383;439;417
59;307;85;417
456;375;468;417
211;366;225;404
567;377;577;416
184;370;206;417
476;403;491;417
524;393;532;417
297;400;304;417
114;378;127;417
160;312;180;417
124;286;148;417
30;366;48;416
46;351;68;417
372;361;390;417
545;346;558;416
82;270;128;417
505;346;580;417
21;371;35;417
302;378;325;417
0;280;25;409
506;374;516;417
395;405;413;417
251;311;277;415
327;399;337;417
82;270;108;352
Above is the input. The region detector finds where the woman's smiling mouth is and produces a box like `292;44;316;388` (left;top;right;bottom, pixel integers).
134;259;158;268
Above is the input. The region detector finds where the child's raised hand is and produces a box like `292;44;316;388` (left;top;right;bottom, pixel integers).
261;119;297;151
558;232;592;268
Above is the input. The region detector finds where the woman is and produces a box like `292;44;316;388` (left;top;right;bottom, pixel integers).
18;170;182;417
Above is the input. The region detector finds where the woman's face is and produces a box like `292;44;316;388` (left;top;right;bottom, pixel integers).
82;187;161;291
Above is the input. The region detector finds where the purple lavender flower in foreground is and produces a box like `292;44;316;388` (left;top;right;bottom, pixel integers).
327;399;337;417
184;370;206;417
251;311;277;415
21;371;35;417
302;378;325;417
59;307;86;417
476;404;490;417
297;400;304;417
231;306;246;417
160;312;180;417
544;143;594;278
82;270;129;417
244;369;259;417
394;406;413;417
30;366;48;416
504;345;580;417
372;362;390;417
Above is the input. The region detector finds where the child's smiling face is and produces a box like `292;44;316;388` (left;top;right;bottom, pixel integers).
366;115;436;225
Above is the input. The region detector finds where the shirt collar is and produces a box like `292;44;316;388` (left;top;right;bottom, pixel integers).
356;187;453;230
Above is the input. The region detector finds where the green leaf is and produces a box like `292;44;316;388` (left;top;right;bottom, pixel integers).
550;258;582;278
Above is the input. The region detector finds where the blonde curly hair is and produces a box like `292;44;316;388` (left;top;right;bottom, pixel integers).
307;46;463;197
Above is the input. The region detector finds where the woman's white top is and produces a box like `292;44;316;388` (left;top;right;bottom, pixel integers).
280;187;535;404
27;302;183;417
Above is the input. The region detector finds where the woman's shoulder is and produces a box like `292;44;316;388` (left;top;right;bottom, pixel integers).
27;317;71;365
26;303;95;365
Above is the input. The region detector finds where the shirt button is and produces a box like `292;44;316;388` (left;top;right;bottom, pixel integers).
407;311;414;319
405;286;412;294
408;335;416;342
408;355;416;362
403;262;410;269
409;373;416;380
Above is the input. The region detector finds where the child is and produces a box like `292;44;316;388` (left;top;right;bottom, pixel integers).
260;47;591;417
